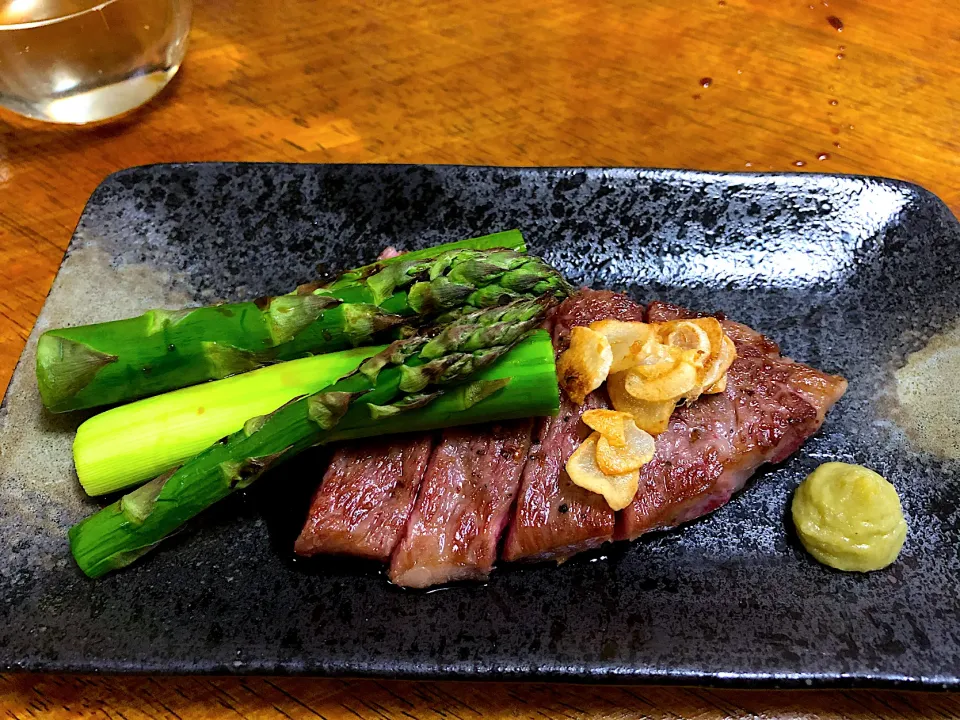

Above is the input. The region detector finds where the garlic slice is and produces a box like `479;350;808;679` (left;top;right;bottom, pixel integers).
566;432;639;511
582;408;631;446
557;326;612;404
607;371;677;436
596;420;656;475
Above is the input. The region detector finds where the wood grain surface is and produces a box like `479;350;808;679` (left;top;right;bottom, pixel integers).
1;0;958;717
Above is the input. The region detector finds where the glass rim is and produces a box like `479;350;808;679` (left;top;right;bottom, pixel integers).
0;0;124;31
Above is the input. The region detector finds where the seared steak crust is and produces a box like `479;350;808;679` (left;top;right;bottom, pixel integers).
294;436;434;561
390;421;533;587
503;290;645;562
295;292;847;587
617;302;847;540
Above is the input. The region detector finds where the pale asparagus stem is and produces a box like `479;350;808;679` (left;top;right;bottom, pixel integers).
73;345;386;496
68;298;560;578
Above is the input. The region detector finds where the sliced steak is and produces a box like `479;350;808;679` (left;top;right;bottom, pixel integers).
501;392;618;562
547;288;648;354
616;302;847;540
389;420;533;588
294;435;434;561
502;289;646;563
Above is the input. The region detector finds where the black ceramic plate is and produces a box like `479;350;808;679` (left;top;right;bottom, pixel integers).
3;164;960;687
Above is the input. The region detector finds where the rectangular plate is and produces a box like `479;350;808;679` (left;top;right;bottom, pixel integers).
3;164;959;688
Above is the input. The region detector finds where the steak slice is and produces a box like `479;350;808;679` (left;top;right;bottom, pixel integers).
616;301;848;540
389;420;533;588
547;288;648;355
294;435;434;561
501;392;618;562
502;289;646;563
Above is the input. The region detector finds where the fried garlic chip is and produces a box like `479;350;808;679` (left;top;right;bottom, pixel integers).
590;319;656;374
624;361;699;402
657;319;718;368
596;419;656;475
566;432;639;511
557;326;612;404
704;373;727;395
701;334;737;395
581;408;633;446
607;371;677;436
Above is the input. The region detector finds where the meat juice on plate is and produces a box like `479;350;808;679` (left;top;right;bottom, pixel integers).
0;0;191;123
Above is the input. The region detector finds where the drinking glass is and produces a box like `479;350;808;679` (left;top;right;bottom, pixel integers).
0;0;191;124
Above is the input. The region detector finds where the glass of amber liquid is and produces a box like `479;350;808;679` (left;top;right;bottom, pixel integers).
0;0;191;124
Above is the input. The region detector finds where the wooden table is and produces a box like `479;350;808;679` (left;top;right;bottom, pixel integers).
2;0;958;716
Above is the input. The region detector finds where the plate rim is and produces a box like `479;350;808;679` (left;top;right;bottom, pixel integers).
4;163;959;688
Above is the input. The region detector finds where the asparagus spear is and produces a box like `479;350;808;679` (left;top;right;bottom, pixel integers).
69;299;559;578
74;345;386;496
38;231;570;412
321;230;522;290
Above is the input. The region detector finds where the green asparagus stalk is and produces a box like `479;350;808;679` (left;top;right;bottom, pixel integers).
74;345;387;496
69;299;560;578
38;231;570;412
321;230;522;290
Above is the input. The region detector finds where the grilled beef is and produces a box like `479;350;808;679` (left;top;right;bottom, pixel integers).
294;436;434;561
294;290;846;587
501;391;619;562
389;421;533;588
616;301;848;540
502;290;646;562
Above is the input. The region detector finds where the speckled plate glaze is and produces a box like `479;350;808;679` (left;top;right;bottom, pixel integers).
3;164;960;687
